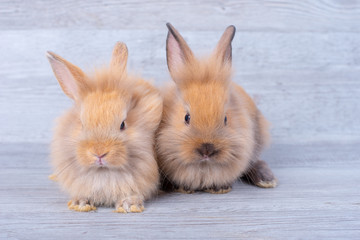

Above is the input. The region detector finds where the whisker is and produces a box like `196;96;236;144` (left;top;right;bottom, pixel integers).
53;159;77;177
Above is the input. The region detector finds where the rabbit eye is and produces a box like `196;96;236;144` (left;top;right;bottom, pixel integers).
224;116;227;125
120;121;125;130
184;113;190;125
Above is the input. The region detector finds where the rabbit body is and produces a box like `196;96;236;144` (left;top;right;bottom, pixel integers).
156;24;276;192
48;43;162;212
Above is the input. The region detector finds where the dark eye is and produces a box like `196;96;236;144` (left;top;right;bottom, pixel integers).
120;121;125;130
184;113;190;125
224;116;227;125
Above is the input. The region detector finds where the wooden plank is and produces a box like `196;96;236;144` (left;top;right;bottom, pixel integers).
1;0;360;32
0;29;359;143
0;143;359;239
1;30;360;77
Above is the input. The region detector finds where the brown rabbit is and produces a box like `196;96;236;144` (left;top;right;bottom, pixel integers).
47;42;162;212
156;23;277;194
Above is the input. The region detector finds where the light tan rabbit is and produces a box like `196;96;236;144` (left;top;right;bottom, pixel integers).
47;42;162;212
156;23;277;194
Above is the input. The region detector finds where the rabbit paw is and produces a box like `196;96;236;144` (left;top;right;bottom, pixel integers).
48;174;57;181
256;179;277;188
242;160;277;188
68;200;96;212
114;199;145;213
174;186;195;194
204;185;232;194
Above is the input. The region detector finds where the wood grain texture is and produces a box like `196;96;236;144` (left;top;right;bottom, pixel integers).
0;29;359;143
1;0;360;32
0;144;359;239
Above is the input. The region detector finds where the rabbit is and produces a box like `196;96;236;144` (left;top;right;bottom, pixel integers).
47;42;162;212
156;23;277;194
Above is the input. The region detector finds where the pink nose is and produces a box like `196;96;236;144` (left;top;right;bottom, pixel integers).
96;153;108;159
94;152;108;166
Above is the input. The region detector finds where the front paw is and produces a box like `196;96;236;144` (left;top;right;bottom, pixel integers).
114;198;144;213
203;185;232;194
68;200;96;212
174;186;195;194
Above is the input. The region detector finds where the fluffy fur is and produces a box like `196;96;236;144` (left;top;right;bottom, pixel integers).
156;23;276;192
47;42;162;212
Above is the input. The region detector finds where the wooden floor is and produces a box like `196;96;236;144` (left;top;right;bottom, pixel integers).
1;143;359;239
1;0;360;239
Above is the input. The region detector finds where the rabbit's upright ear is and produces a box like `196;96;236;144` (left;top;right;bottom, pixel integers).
46;52;86;100
213;25;236;66
110;42;128;72
166;23;195;81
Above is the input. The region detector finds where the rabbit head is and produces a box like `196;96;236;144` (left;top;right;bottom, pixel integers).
48;42;143;169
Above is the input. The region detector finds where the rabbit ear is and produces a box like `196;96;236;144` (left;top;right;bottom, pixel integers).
166;23;195;81
110;42;128;72
46;51;86;100
213;25;236;66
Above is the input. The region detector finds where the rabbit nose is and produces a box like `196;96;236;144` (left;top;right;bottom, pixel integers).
196;143;217;157
95;152;108;159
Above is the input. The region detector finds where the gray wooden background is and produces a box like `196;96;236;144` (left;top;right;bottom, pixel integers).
1;1;359;239
1;0;359;144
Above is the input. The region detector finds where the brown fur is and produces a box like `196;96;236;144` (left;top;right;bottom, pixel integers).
47;42;162;212
156;24;274;192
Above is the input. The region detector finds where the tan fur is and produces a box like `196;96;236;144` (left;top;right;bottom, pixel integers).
156;24;270;191
204;187;232;194
48;42;162;212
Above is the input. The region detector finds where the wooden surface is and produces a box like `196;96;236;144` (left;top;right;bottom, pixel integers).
0;143;359;239
1;0;360;144
1;0;360;239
